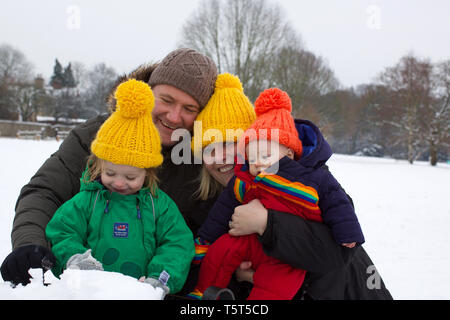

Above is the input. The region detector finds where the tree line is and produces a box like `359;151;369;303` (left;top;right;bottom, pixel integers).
179;0;449;165
0;44;118;123
0;0;448;164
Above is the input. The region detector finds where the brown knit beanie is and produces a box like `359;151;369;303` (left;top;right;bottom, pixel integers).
148;48;218;108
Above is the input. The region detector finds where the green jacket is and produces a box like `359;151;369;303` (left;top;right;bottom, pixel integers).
45;175;194;293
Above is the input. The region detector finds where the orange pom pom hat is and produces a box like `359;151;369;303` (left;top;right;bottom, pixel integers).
238;88;302;159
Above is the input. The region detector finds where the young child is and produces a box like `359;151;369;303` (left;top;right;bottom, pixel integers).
191;88;365;300
45;79;194;297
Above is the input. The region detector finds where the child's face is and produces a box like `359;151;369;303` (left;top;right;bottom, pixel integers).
246;140;293;176
101;161;147;195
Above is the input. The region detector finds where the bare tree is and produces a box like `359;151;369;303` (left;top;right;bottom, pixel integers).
425;60;450;165
0;43;34;83
316;88;368;155
7;82;38;121
0;44;35;120
43;87;76;123
378;54;434;164
84;63;118;115
353;84;394;156
70;61;88;90
179;0;302;100
180;0;222;71
270;47;339;116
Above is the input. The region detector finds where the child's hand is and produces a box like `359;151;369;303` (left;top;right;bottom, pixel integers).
342;242;356;248
228;199;268;236
66;249;104;271
139;276;170;298
235;261;255;284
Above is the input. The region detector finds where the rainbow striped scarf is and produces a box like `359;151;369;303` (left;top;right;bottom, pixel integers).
233;171;321;214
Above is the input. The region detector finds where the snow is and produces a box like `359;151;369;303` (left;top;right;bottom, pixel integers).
0;138;163;300
1;269;163;300
0;137;449;300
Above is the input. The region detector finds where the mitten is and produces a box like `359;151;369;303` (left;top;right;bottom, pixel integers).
66;249;104;271
143;277;170;299
1;244;56;286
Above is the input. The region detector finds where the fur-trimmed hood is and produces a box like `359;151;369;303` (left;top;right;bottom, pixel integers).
106;63;159;113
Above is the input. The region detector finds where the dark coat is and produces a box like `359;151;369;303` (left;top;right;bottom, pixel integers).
11;64;215;250
261;211;392;300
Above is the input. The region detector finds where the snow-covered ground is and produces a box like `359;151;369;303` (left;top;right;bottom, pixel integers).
0;137;449;299
0;138;163;300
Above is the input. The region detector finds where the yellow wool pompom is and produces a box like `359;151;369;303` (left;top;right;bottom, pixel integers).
115;79;154;118
191;73;255;157
214;73;243;92
91;78;163;169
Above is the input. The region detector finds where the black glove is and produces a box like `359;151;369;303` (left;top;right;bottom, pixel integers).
1;244;56;286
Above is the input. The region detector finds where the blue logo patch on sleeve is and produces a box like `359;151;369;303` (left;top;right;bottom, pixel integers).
113;223;129;238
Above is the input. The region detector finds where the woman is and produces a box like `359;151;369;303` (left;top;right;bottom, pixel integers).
189;73;392;300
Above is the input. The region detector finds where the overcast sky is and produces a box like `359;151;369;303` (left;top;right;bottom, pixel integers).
1;0;449;88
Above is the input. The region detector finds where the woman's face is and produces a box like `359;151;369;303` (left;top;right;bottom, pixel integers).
203;142;237;187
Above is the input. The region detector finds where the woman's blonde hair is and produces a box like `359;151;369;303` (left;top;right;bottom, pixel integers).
194;166;225;201
83;154;159;196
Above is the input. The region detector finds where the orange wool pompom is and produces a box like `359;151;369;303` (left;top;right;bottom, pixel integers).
254;88;292;116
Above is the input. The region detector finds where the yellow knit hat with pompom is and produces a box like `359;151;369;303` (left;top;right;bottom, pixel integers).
191;73;256;158
91;79;163;168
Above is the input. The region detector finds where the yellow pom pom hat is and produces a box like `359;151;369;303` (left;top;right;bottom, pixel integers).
191;73;256;158
91;79;163;168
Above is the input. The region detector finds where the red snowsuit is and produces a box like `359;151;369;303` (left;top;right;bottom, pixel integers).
195;162;323;300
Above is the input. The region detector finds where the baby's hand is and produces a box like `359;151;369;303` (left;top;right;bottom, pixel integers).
342;242;356;248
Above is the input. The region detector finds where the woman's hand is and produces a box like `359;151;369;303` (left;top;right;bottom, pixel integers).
229;199;268;236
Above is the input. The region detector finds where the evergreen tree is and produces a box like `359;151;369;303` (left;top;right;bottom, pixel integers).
63;63;76;88
50;59;64;89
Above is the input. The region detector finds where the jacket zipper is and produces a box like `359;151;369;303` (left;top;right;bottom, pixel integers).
104;199;110;213
136;198;141;220
136;197;146;251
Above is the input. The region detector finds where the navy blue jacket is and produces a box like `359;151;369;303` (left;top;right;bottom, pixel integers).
198;119;365;246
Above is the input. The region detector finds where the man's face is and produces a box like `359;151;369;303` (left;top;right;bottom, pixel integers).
151;84;201;147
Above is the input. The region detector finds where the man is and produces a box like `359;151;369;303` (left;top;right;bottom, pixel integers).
1;48;218;286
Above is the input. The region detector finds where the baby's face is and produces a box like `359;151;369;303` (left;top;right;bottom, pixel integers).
246;140;293;176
